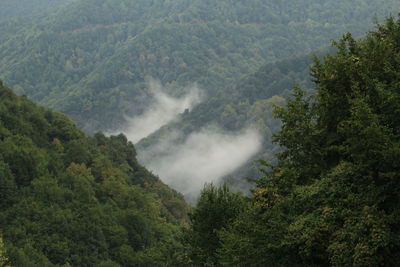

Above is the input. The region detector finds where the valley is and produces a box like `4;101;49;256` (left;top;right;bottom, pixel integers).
1;1;400;266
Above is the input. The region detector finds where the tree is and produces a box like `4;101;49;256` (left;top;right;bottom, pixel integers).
0;161;16;208
219;16;400;266
185;183;247;266
0;235;11;267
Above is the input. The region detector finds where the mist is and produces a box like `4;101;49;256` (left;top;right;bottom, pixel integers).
138;128;263;200
112;80;263;200
113;80;202;143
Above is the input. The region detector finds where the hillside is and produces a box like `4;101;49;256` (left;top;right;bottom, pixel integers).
0;81;188;266
181;16;400;266
135;49;328;194
0;0;73;21
0;0;399;133
2;4;400;265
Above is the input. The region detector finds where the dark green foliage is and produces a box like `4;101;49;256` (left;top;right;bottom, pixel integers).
0;160;16;209
215;16;400;266
0;83;189;266
0;135;47;187
182;184;247;266
180;15;400;267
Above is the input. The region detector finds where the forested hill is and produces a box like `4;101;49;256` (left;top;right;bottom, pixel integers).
0;82;188;266
2;6;400;266
180;16;400;266
0;0;399;132
0;0;73;21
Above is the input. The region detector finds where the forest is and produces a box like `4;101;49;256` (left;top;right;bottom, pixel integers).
0;81;189;266
0;0;398;133
178;17;400;266
1;0;400;266
1;0;400;194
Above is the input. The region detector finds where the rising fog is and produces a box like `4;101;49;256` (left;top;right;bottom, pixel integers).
112;80;202;143
113;80;263;200
138;128;263;200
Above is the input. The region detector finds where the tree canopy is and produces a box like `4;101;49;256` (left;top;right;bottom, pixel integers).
182;16;400;266
0;0;398;133
0;83;189;266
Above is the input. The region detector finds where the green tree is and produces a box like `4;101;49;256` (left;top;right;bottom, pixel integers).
185;183;247;266
0;235;11;267
219;16;400;266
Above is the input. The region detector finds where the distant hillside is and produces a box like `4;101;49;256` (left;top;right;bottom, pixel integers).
136;51;318;192
0;81;188;266
0;0;399;133
0;0;73;21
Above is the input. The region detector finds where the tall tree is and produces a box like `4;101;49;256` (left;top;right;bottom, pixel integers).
218;16;400;266
185;183;247;266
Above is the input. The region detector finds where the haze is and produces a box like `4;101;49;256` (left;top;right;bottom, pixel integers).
112;80;202;143
139;127;263;200
113;80;263;200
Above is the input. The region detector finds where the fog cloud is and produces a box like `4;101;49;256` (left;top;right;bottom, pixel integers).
138;128;263;200
111;80;263;201
114;80;202;143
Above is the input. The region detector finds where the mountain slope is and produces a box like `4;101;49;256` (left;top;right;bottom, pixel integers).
0;0;399;132
0;81;188;266
0;0;73;21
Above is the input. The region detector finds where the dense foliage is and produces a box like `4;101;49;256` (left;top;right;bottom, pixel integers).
0;236;10;267
182;16;400;266
0;82;188;266
2;2;400;265
0;0;73;21
184;184;247;266
0;0;399;132
2;0;399;195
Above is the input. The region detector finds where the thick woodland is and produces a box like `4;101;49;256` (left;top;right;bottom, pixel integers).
0;82;188;266
1;1;400;266
182;17;400;266
0;0;398;132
